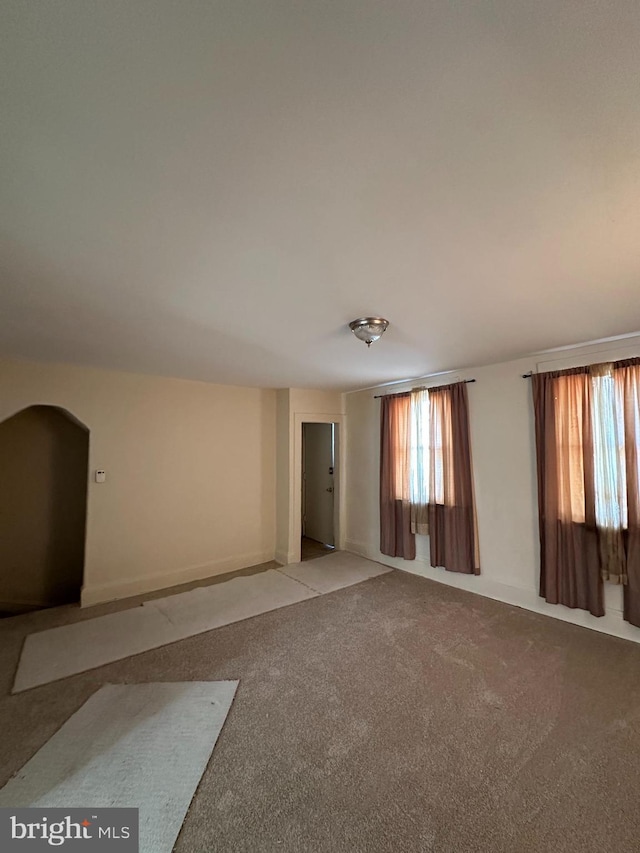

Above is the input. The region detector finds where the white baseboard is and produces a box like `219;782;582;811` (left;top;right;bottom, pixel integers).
344;539;640;646
81;549;276;608
344;540;373;558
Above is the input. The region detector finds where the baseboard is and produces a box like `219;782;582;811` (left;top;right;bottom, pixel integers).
275;549;300;566
0;599;50;614
81;549;276;607
345;540;371;558
344;539;640;646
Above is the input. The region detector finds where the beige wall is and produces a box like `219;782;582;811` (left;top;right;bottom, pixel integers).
0;405;88;611
345;336;640;645
288;389;345;416
0;359;276;606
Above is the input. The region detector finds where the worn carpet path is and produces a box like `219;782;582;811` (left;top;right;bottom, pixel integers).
2;569;640;852
13;552;390;692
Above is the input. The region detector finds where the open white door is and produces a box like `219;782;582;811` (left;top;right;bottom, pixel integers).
302;423;335;546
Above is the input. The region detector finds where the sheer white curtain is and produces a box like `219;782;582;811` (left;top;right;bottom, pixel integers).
410;389;430;534
591;363;627;583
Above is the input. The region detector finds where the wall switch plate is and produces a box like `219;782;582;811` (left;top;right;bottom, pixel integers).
95;470;106;483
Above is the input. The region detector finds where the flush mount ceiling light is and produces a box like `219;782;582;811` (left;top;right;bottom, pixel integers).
348;317;389;347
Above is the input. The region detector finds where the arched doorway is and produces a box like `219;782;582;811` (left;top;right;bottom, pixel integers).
0;405;89;616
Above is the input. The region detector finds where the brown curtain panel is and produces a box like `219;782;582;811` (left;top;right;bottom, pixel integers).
532;370;604;616
380;393;415;560
427;383;480;574
618;361;640;627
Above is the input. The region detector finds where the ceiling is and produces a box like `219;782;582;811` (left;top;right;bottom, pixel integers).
2;1;640;391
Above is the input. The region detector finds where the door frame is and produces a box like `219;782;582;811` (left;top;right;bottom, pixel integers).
301;421;335;546
291;412;345;565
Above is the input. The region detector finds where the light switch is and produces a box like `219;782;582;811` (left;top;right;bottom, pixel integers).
95;470;106;483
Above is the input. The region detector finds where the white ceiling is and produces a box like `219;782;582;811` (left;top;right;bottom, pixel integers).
2;1;640;390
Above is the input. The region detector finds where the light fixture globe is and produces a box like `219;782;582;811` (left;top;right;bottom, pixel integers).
349;317;389;347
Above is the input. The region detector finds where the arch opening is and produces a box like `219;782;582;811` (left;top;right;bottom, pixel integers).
0;405;89;616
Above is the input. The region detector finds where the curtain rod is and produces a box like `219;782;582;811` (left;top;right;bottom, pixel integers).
374;379;476;399
522;356;640;379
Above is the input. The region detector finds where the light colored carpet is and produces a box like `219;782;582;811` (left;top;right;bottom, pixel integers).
151;566;318;634
279;551;391;593
13;552;390;692
14;604;180;693
0;681;238;853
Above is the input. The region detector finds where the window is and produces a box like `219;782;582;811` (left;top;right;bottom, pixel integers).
553;365;636;530
409;388;450;507
380;381;479;574
591;367;627;531
533;358;640;612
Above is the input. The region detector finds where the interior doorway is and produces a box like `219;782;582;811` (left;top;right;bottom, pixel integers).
0;405;89;616
301;422;337;562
